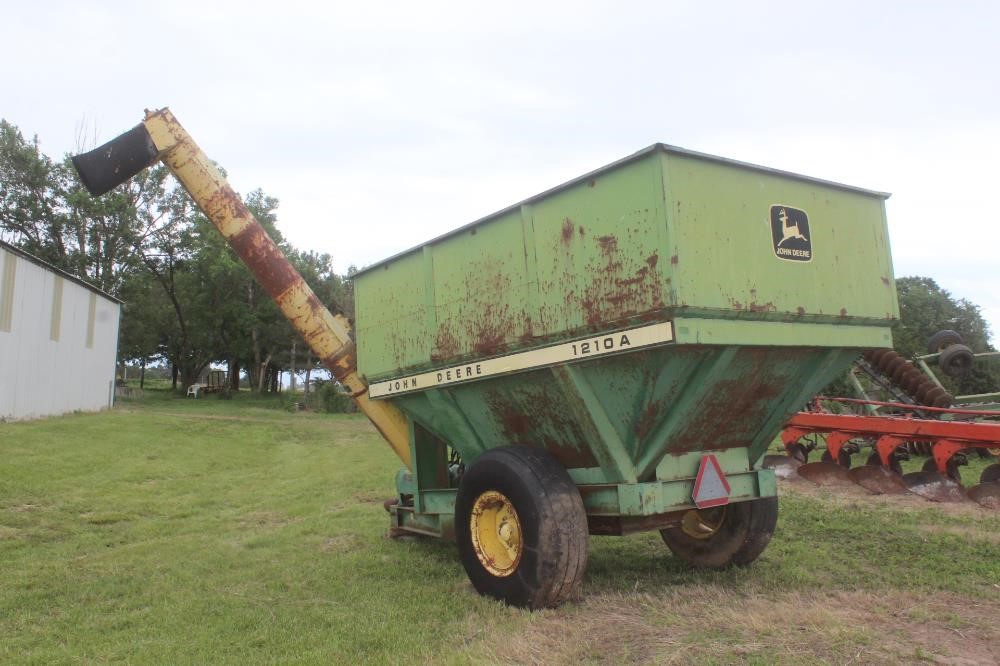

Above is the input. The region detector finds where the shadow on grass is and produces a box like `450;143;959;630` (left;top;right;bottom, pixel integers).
580;492;999;600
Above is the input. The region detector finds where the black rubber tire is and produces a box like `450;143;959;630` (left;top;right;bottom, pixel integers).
938;344;975;377
659;497;778;568
927;330;964;355
821;449;852;468
866;451;903;476
454;446;588;609
981;464;1000;485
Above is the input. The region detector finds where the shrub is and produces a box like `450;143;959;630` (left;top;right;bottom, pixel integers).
313;381;357;414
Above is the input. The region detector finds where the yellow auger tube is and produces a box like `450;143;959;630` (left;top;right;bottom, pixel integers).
143;108;412;468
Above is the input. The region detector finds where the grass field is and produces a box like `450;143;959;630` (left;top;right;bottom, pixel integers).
2;393;998;664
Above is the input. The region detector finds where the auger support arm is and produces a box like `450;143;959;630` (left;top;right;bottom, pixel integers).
73;108;412;468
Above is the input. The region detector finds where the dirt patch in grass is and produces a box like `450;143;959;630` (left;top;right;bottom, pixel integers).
6;503;43;513
466;587;1000;665
921;523;1000;545
320;535;360;553
353;489;390;504
140;411;296;424
237;510;297;529
81;512;134;525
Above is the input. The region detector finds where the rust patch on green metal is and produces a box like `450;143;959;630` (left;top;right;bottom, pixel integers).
581;233;665;326
561;218;575;243
484;387;599;469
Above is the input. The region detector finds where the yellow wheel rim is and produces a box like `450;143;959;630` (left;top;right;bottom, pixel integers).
679;506;727;540
989;447;1000;457
469;490;523;577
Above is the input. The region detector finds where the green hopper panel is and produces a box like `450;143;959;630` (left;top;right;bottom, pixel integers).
353;144;897;486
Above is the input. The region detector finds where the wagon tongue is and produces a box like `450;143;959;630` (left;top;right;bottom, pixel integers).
796;461;853;486
848;466;908;494
900;471;968;503
966;482;1000;509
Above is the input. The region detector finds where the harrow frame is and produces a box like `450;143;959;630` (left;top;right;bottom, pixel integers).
783;407;1000;474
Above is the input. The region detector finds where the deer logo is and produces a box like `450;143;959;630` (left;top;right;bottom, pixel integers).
770;205;812;262
776;208;808;246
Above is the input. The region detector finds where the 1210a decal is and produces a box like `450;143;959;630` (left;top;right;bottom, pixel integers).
367;322;673;399
570;333;632;357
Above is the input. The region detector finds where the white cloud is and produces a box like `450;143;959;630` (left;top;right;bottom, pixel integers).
3;0;999;341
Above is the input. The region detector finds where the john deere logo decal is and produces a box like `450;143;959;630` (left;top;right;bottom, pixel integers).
770;205;811;261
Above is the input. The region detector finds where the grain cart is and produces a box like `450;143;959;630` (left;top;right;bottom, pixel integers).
73;109;898;609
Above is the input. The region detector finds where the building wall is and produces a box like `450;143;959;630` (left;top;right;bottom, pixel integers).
0;246;121;421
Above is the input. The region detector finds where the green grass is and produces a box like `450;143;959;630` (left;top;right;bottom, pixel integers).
2;396;998;664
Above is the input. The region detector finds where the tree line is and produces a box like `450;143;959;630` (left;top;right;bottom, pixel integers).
1;119;353;392
890;276;998;397
1;118;996;397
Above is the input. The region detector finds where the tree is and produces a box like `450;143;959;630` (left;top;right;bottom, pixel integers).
117;269;173;388
0;120;64;263
59;159;170;295
892;276;998;396
1;118;170;296
129;184;300;392
287;251;355;393
3;118;360;395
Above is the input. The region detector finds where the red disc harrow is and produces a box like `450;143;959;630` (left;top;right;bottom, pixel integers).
771;398;1000;506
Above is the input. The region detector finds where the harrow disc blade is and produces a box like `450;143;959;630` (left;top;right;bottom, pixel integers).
901;471;968;503
848;465;908;495
762;455;802;480
966;482;1000;509
797;461;853;486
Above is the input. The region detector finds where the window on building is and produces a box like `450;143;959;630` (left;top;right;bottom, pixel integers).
0;251;15;333
50;276;63;342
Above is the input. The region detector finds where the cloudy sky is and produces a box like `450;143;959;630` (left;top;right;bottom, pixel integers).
5;1;998;340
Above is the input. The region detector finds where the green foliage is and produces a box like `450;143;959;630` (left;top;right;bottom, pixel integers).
117;269;173;375
0;120;63;263
893;276;994;356
1;118;171;295
821;276;998;398
313;380;358;414
892;276;999;395
0;118;361;393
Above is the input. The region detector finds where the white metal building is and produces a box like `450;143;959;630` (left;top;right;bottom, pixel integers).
0;241;121;421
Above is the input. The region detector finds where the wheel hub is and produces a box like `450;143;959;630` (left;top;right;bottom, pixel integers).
469;490;523;576
679;506;727;540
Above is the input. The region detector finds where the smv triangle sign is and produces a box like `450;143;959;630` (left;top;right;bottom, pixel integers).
692;454;731;509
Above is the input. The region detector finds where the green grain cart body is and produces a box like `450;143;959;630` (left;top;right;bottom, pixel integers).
354;144;897;536
72;110;900;608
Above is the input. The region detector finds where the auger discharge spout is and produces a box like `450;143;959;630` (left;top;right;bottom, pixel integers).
72;108;412;468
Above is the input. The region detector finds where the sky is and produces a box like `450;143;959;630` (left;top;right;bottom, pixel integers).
4;0;999;341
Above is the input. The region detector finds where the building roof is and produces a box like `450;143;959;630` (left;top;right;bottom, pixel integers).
0;239;124;305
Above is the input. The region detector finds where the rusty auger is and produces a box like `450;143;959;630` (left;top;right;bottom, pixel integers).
72;108;412;469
